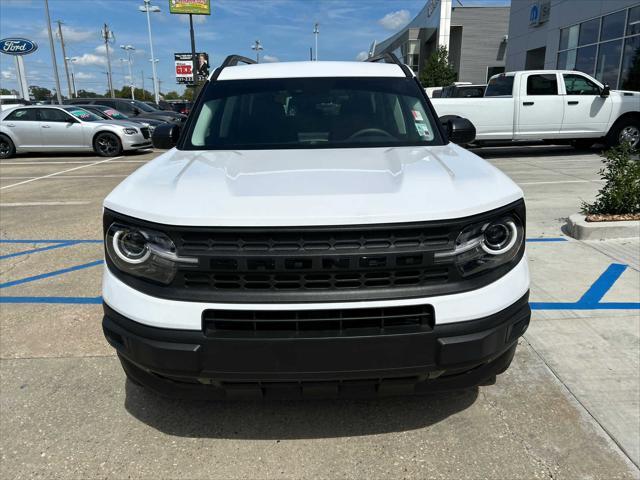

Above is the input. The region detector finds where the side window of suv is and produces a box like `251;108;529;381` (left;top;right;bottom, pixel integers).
114;101;135;114
4;108;37;121
563;74;600;95
526;74;558;95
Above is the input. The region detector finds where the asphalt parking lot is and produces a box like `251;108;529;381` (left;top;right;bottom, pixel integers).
0;146;638;479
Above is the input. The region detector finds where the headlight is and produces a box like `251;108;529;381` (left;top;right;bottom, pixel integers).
435;215;524;277
105;223;197;284
122;128;138;135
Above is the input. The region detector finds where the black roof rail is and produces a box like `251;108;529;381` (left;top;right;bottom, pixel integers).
210;54;257;81
365;52;413;78
220;54;257;67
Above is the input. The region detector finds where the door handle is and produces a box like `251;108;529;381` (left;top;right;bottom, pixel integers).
41;125;50;128
6;123;15;127
523;101;534;106
568;101;579;105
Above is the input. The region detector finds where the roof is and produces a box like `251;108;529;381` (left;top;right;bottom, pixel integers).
215;61;407;81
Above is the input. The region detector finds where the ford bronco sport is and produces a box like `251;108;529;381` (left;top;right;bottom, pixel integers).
102;54;530;399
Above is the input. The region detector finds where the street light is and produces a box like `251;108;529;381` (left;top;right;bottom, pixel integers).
65;56;77;97
139;0;160;104
251;40;263;63
313;23;319;61
120;44;136;99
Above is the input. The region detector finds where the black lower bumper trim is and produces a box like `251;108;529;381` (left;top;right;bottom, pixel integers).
103;292;530;398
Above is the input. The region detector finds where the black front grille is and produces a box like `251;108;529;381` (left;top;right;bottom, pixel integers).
182;268;449;291
141;127;150;139
103;199;526;303
203;304;434;337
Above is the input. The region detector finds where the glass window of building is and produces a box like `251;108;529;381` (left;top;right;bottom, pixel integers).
601;10;626;42
596;40;623;86
620;35;640;91
557;6;639;88
627;5;640;36
579;18;600;46
574;44;597;75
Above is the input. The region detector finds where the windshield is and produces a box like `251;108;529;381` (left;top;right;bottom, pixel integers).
485;75;514;97
63;106;102;122
183;77;443;150
133;100;155;112
103;108;128;120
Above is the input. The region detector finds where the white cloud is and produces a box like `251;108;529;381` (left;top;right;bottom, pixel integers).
73;53;107;66
1;68;15;79
95;44;107;54
41;25;94;43
378;10;410;30
355;51;369;61
74;72;95;80
262;55;279;63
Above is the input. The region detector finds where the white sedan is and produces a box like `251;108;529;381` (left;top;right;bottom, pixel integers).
0;105;153;159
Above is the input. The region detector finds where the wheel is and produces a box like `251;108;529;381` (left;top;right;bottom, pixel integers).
571;138;595;150
606;117;640;148
0;134;15;159
93;132;123;157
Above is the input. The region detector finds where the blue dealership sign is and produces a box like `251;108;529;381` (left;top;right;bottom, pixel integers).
0;38;38;56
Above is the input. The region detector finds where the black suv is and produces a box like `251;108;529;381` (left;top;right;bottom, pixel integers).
65;98;186;124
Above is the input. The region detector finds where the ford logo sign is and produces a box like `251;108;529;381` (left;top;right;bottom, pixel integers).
0;38;38;56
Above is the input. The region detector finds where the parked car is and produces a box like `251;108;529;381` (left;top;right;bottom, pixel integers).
0;105;152;158
0;97;31;111
431;70;640;148
167;100;192;115
440;84;486;98
65;98;186;124
74;104;165;134
101;53;530;399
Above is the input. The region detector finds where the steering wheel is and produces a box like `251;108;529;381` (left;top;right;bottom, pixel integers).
347;128;395;140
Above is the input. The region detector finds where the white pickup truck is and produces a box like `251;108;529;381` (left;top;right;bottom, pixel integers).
431;70;640;149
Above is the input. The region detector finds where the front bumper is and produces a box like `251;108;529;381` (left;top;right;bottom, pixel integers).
121;135;152;150
103;292;530;399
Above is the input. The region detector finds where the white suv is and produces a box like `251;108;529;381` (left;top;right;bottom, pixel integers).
101;54;530;399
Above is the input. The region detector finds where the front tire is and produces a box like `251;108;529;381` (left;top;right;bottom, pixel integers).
93;132;123;157
0;134;16;159
606;117;640;148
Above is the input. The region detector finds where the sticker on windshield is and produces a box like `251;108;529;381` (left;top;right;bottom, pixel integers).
105;109;117;116
415;122;430;137
411;110;424;122
70;109;92;120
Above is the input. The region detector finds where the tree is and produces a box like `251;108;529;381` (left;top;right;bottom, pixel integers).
76;89;102;98
419;46;457;88
182;88;195;101
0;88;11;95
29;85;52;101
164;90;181;100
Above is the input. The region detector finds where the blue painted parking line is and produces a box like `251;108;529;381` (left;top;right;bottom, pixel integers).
531;263;639;310
526;237;568;242
0;241;80;260
0;239;103;244
0;260;104;289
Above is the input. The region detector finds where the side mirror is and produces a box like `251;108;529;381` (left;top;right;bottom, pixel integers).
152;123;180;149
440;116;476;145
600;84;610;98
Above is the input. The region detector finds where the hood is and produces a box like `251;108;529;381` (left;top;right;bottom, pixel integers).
92;119;142;129
104;144;523;227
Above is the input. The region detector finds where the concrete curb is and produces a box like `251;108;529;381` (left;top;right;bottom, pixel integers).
566;214;640;240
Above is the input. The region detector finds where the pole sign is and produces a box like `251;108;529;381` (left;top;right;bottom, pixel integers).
174;52;209;84
169;0;211;15
0;38;38;56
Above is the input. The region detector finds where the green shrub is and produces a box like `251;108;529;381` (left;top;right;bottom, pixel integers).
581;143;640;215
419;46;457;88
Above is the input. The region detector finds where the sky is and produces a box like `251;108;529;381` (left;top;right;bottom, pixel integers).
0;0;509;96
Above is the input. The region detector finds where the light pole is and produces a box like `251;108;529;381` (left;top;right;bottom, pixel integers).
65;56;77;97
313;23;319;61
120;45;135;99
251;40;263;63
139;0;160;104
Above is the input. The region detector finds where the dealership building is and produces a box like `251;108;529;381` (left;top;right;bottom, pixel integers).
506;0;640;90
373;0;510;84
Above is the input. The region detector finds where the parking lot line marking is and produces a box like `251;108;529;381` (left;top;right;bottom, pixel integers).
0;239;102;244
0;296;102;304
0;201;91;207
0;260;103;289
577;263;628;306
1;175;128;179
0;241;79;260
526;237;567;242
0;156;124;190
0;160;147;165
